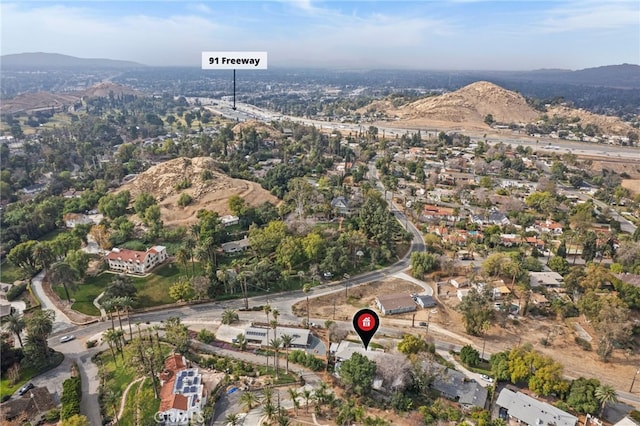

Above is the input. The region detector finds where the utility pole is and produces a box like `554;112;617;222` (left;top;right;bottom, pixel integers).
630;369;640;392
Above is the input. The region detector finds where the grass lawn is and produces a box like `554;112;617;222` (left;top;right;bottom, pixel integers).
98;342;171;424
0;260;29;284
0;352;64;400
57;262;197;316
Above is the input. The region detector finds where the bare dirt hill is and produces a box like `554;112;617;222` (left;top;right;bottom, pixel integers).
366;81;634;136
546;105;635;136
118;157;278;227
395;81;539;124
0;82;140;115
80;82;141;98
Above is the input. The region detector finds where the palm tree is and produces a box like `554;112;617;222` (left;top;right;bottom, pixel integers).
270;337;282;380
301;388;312;413
116;296;134;337
324;320;334;371
262;402;276;422
221;309;239;325
102;389;120;425
102;299;116;329
280;334;293;374
240;390;259;411
595;384;618;416
6;312;25;348
302;283;311;328
225;413;240;426
175;248;190;277
287;388;300;415
103;329;119;363
262;387;273;405
263;304;271;366
112;298;124;332
184;234;197;277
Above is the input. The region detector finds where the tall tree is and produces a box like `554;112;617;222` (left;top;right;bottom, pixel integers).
595;384;618;416
339;352;376;396
6;312;25;348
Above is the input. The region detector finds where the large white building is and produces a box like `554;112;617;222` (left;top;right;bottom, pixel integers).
157;354;208;425
105;246;167;274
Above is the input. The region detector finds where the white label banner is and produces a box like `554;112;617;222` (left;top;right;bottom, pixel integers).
202;51;268;70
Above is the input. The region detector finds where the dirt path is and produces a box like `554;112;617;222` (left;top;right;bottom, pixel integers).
117;376;145;420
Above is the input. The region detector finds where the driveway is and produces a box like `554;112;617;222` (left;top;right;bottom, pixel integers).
30;270;73;334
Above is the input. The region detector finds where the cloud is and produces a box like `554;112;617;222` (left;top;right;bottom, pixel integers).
0;3;234;65
538;1;639;33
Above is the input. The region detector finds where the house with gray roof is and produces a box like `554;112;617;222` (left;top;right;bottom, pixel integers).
422;361;488;409
496;388;577;426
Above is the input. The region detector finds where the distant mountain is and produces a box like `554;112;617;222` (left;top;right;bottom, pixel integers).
486;64;640;89
1;52;143;69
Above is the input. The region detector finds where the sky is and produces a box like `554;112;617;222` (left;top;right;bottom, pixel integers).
1;1;639;71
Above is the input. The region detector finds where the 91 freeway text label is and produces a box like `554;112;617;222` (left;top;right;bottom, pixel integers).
202;51;268;70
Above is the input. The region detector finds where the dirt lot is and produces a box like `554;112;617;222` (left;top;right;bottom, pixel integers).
622;179;640;194
297;278;640;400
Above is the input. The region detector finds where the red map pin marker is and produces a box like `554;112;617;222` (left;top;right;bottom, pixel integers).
353;308;380;350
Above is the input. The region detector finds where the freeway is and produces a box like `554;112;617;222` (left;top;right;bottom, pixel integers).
203;98;640;160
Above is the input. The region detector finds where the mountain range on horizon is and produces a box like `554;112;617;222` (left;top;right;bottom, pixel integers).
1;52;639;90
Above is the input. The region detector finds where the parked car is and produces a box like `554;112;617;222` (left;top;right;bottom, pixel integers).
18;382;34;396
60;335;75;343
419;321;428;326
480;374;494;383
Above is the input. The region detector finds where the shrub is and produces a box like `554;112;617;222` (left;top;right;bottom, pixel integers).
288;350;324;371
175;178;191;190
61;376;82;420
197;329;215;344
6;283;27;301
86;340;97;349
177;193;192;206
45;408;61;422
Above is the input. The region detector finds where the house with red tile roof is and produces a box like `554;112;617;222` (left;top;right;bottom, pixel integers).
157;354;207;425
105;245;167;274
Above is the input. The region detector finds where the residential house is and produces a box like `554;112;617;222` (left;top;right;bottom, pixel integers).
221;236;251;254
457;288;471;301
220;215;239;227
537;219;563;235
414;294;436;308
0;302;13;319
529;271;564;289
615;273;640;287
331;196;352;216
106;246;168;274
375;293;416;315
496;388;577;426
243;325;310;348
420;205;457;223
422;361;488;409
450;278;469;289
0;386;56;423
157;354;207;426
63;213;102;228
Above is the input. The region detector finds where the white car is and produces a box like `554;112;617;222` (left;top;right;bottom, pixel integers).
60;335;75;343
480;374;494;383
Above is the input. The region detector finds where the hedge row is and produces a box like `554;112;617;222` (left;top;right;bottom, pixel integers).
61;376;82;420
288;350;324;371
